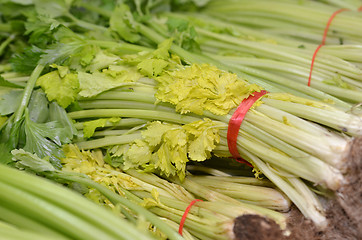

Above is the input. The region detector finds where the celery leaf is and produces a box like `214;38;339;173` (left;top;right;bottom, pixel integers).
110;4;141;43
78;67;141;97
123;119;221;180
36;70;79;108
23;110;65;169
83;117;121;139
156;63;263;115
0;89;23;115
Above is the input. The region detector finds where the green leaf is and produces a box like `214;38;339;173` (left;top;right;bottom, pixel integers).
0;143;13;165
83;117;121;139
33;0;69;18
183;118;221;161
36;70;79;108
123;118;222;180
137;58;169;77
10;46;43;74
85;50;120;73
11;148;56;172
49;101;77;143
0;75;23;88
24;14;62;47
0;89;23;115
166;18;189;33
155;63;263;115
23;110;65;169
27;89;49;123
78;67;141;97
110;4;141;43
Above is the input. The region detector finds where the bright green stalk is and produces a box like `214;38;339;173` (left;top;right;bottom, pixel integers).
14;64;44;122
0;165;154;240
65;12;108;32
0;205;69;240
87;40;153;53
216;56;362;89
204;0;362;36
161;12;311;48
74;118;148;130
76;132;142;149
0;181;125;240
68;109;200;124
0;222;66;240
198;29;362;77
216;60;356;105
78;100;175;113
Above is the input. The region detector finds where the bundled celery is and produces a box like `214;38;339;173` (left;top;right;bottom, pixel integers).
54;40;358;227
1;0;361;235
58;144;289;239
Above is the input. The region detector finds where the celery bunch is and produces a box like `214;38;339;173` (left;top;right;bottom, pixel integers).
1;0;361;234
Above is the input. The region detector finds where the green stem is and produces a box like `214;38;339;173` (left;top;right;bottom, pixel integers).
241;149;327;229
76;132;141;149
0;23;12;32
0;181;118;240
74;118;147;130
188;176;290;212
0;165;153;240
14;64;44;122
0;205;69;239
55;174;185;240
68;109;200;124
0;34;15;56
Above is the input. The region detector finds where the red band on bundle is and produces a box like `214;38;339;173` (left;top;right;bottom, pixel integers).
308;8;350;86
179;199;203;235
227;90;268;166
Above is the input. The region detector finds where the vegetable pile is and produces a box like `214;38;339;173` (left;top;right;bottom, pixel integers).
0;0;361;239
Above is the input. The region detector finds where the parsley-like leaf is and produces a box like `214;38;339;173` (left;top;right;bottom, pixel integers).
10;46;43;74
22;110;65;169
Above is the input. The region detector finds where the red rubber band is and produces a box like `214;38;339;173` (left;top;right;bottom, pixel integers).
227;90;268;166
308;8;350;86
178;199;203;235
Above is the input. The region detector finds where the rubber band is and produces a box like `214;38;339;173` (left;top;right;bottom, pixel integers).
308;8;354;86
227;90;268;166
178;199;203;235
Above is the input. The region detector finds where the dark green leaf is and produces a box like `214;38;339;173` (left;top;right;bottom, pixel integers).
0;89;23;115
28;89;49;123
23;110;64;169
49;101;77;143
10;46;43;74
